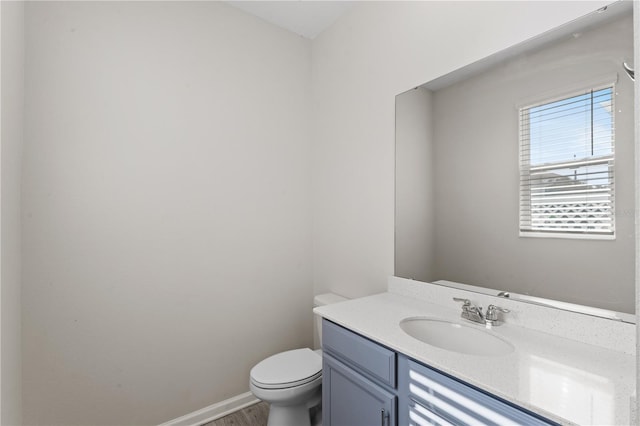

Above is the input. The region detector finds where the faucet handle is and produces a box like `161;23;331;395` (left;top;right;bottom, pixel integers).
485;305;510;325
453;297;471;305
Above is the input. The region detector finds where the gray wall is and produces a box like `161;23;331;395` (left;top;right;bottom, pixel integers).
22;2;312;424
1;1;24;424
397;14;635;312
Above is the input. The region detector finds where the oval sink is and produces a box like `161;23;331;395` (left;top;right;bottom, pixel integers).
400;317;514;356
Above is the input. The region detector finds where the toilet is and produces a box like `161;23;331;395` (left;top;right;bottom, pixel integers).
249;293;347;426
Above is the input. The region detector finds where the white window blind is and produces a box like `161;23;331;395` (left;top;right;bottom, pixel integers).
519;86;615;238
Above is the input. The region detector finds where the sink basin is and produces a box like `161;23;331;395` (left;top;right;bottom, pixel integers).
399;317;514;356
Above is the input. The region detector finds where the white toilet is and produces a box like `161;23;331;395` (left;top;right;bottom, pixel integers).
249;293;347;426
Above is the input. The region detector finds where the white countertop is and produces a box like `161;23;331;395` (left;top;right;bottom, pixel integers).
314;291;635;426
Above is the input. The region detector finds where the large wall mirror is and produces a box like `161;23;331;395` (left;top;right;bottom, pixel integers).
395;1;635;316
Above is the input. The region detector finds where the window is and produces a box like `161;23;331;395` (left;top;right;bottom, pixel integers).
519;85;615;238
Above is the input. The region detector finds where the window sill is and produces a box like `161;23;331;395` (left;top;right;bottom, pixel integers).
519;231;615;241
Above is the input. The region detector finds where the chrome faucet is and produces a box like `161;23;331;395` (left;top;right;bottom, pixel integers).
453;298;509;326
485;305;510;326
453;297;484;323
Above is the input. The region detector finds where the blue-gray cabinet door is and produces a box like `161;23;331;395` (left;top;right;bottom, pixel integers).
398;356;558;426
323;353;396;426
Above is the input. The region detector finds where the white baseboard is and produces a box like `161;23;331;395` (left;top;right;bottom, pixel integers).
159;392;260;426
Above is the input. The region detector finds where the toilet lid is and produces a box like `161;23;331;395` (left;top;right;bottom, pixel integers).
250;348;322;389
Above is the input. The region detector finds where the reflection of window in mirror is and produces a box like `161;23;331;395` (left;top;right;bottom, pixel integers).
519;84;615;240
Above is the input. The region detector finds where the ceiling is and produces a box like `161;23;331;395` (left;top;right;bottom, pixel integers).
226;1;353;39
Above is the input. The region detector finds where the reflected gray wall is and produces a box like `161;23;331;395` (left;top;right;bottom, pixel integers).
1;1;24;423
396;87;436;282
396;14;635;313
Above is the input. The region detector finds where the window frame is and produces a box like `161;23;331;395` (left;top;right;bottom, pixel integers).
518;82;616;240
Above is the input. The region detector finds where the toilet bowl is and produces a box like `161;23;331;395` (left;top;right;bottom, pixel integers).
250;348;322;426
249;293;347;426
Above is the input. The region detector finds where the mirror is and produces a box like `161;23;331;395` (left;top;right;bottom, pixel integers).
395;1;635;317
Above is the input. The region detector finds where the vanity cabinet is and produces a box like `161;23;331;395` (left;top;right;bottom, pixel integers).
322;319;397;426
323;354;396;426
322;319;558;426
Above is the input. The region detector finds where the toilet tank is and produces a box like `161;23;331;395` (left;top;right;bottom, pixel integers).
313;293;347;350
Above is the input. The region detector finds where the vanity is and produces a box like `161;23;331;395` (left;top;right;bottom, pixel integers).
323;320;555;426
314;277;636;426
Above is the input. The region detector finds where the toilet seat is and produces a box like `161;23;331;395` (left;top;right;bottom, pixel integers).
250;348;322;390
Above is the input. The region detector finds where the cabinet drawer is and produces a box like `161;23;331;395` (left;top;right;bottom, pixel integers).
406;359;558;426
323;320;396;388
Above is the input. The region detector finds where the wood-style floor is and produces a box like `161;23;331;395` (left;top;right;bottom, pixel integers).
203;402;269;426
